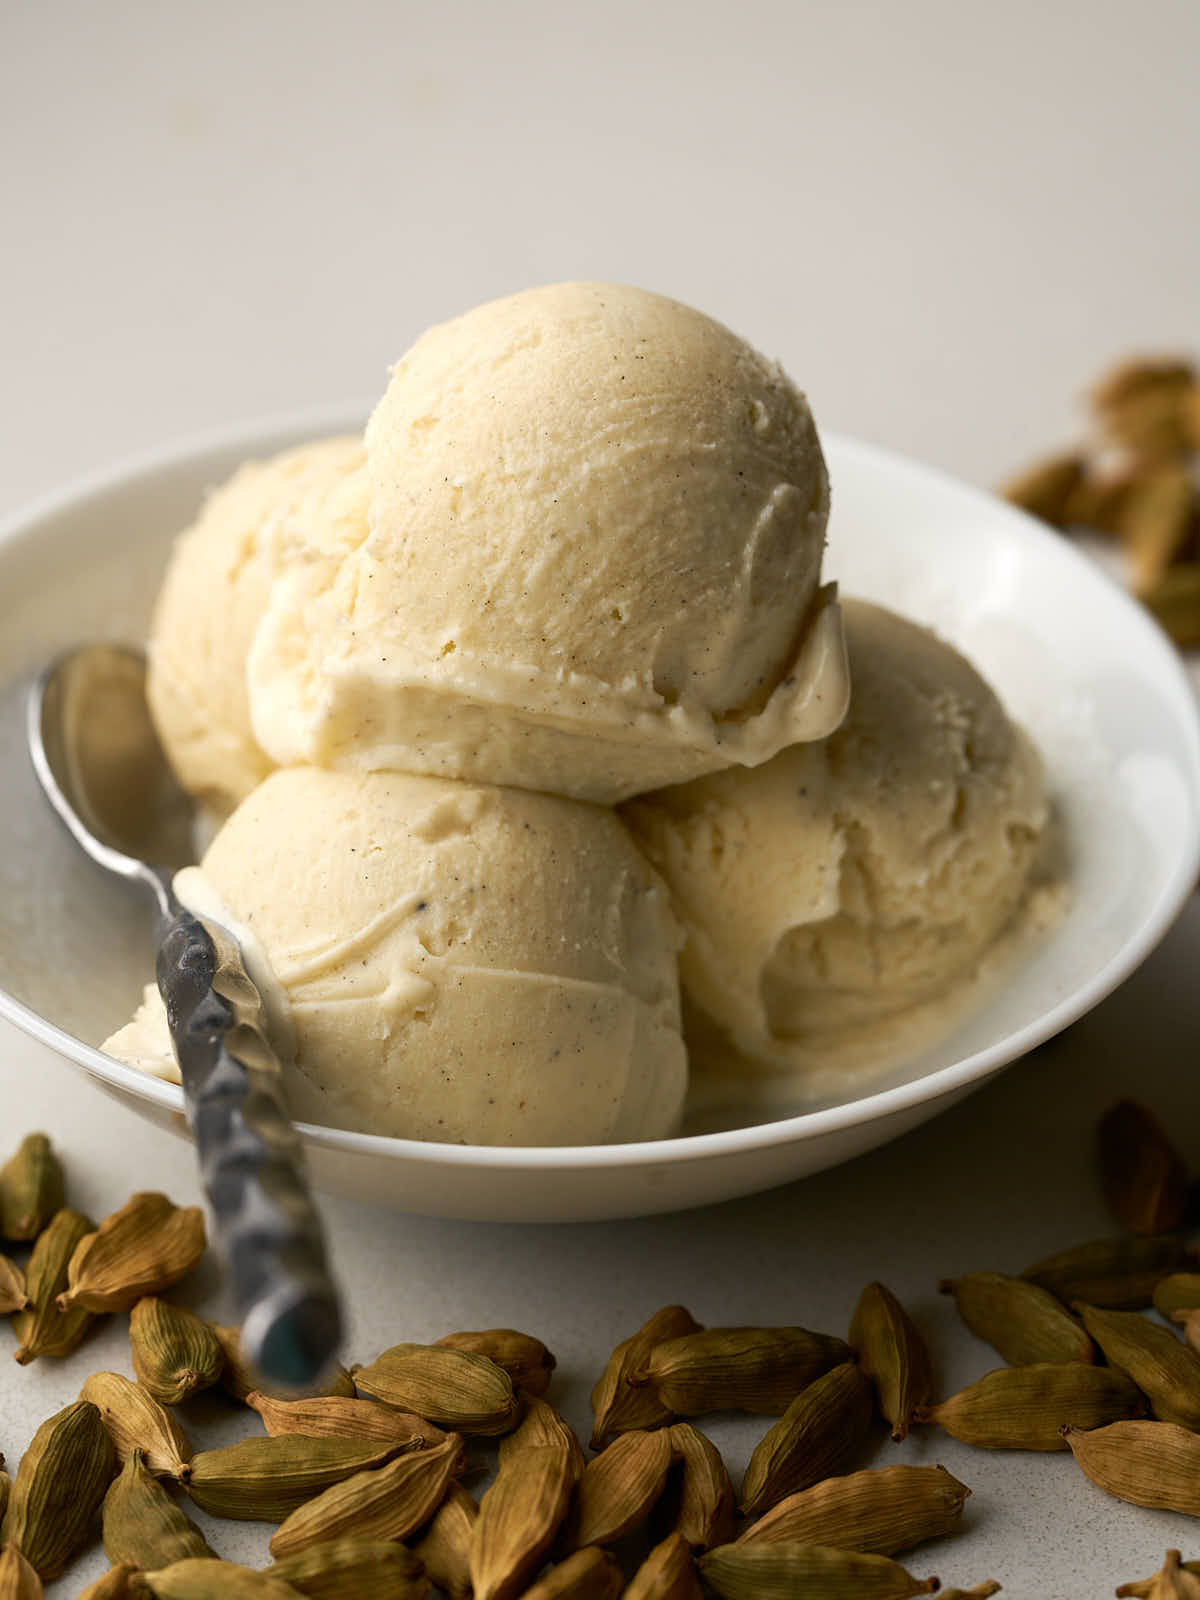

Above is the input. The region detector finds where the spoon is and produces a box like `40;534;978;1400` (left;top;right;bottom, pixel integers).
28;642;342;1389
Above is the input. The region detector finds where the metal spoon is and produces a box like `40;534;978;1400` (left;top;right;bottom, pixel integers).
28;643;342;1389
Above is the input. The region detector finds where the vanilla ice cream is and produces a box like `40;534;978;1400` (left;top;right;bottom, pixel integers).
147;436;367;818
104;767;687;1146
247;283;848;802
624;600;1054;1087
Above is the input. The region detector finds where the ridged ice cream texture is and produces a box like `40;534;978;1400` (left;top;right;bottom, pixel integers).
624;600;1050;1077
104;767;688;1146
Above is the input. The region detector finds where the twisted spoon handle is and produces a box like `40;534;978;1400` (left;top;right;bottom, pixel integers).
156;910;342;1389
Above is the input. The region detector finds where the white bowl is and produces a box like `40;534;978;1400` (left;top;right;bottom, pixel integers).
1;413;1198;1222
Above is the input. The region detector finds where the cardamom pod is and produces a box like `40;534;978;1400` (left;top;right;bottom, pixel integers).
915;1362;1144;1448
849;1283;932;1442
77;1566;139;1600
1154;1274;1200;1320
187;1435;407;1523
1092;358;1197;457
631;1326;853;1416
518;1548;623;1600
130;1298;224;1406
0;1254;29;1315
0;1542;42;1600
269;1539;428;1599
1078;1304;1200;1429
268;1434;465;1558
739;1362;874;1516
246;1391;440;1450
737;1463;970;1556
660;1422;735;1550
939;1273;1095;1366
80;1372;194;1481
1062;1419;1200;1513
625;1531;703;1600
1097;1099;1188;1235
352;1343;518;1435
58;1193;206;1314
700;1541;940;1599
0;1135;65;1243
471;1399;581;1600
1002;451;1084;527
131;1559;307;1597
1021;1235;1193;1310
590;1305;701;1448
210;1324;356;1403
103;1450;214;1570
436;1328;556;1396
1116;1549;1200;1598
411;1483;477;1600
0;1399;116;1579
565;1426;677;1550
10;1207;95;1364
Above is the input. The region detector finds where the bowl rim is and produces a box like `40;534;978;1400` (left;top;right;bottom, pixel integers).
2;406;1198;1173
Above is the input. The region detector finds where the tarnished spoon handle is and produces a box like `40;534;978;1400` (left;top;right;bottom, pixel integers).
156;909;342;1389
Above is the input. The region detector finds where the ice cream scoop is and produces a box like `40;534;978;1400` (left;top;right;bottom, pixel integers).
29;643;342;1387
247;283;849;802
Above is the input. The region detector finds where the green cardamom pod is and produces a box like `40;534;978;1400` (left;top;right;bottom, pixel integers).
700;1541;939;1599
268;1539;428;1599
436;1328;556;1396
660;1422;735;1551
939;1273;1095;1366
740;1362;874;1516
80;1372;194;1481
625;1531;703;1600
849;1283;932;1442
518;1548;624;1600
411;1484;476;1600
1063;1420;1200;1514
0;1134;65;1243
0;1399;116;1579
59;1193;206;1315
1078;1304;1200;1430
1022;1235;1193;1310
915;1362;1143;1448
130;1298;224;1406
246;1391;439;1450
103;1450;215;1569
631;1326;853;1416
737;1463;969;1557
1097;1099;1188;1236
590;1306;700;1448
10;1208;95;1365
0;1541;43;1600
565;1427;677;1551
131;1559;307;1598
352;1343;518;1435
77;1567;140;1600
187;1436;405;1523
471;1401;580;1600
0;1253;30;1316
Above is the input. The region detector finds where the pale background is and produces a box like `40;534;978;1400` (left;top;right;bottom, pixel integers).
2;2;1199;1592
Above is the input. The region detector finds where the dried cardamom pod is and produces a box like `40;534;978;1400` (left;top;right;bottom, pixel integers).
131;1559;306;1598
915;1362;1143;1449
0;1542;42;1600
58;1194;206;1314
737;1463;970;1556
1063;1419;1200;1513
939;1273;1095;1366
1;1398;116;1579
625;1531;703;1600
436;1328;556;1396
471;1399;581;1600
268;1434;465;1558
0;1135;65;1243
565;1427;677;1550
130;1298;225;1406
246;1391;440;1450
700;1541;940;1599
1116;1549;1200;1599
211;1324;356;1403
411;1483;477;1600
187;1435;407;1522
103;1450;214;1569
590;1305;701;1448
268;1539;428;1599
659;1422;735;1550
849;1283;931;1442
77;1566;140;1600
10;1207;95;1364
1097;1099;1189;1235
1078;1304;1200;1429
1021;1234;1193;1309
1154;1274;1200;1320
631;1326;852;1416
0;1254;29;1315
352;1343;518;1435
518;1548;623;1600
1001;452;1084;527
739;1361;874;1516
80;1372;194;1481
1095;363;1197;459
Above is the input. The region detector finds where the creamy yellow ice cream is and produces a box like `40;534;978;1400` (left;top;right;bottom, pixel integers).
104;767;687;1146
147;436;367;819
624;600;1052;1086
248;283;848;803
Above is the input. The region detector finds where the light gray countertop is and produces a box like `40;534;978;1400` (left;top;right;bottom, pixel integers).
2;3;1199;1592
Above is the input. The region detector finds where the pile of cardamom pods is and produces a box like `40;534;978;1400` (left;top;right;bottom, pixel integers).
0;1099;1198;1599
